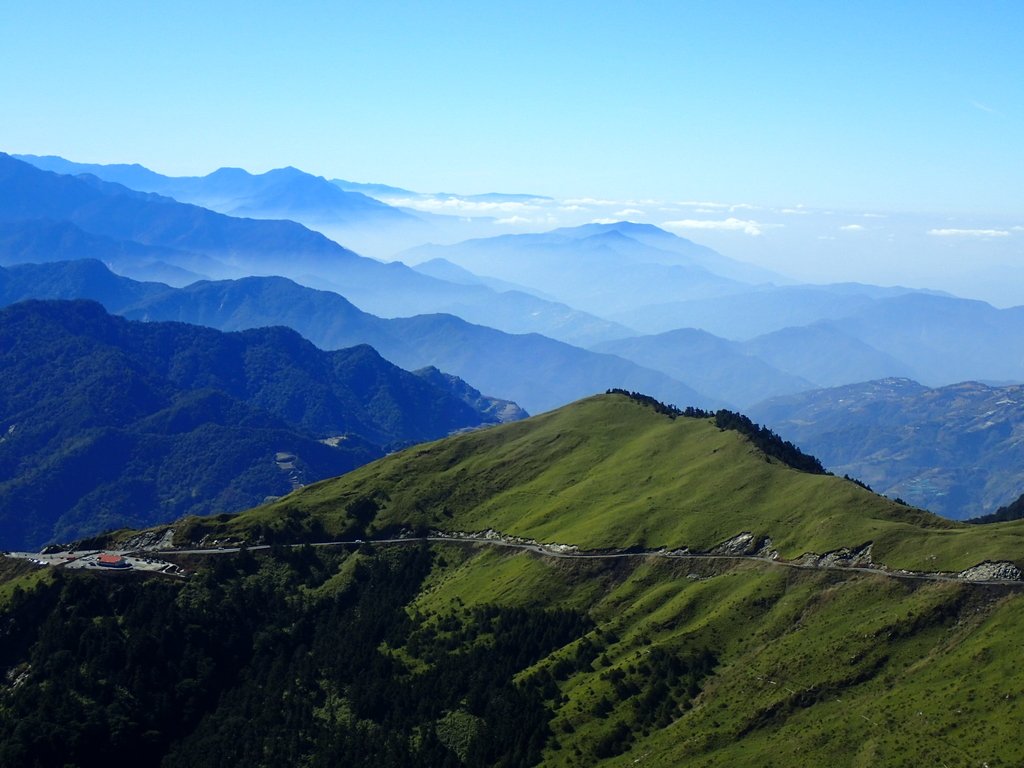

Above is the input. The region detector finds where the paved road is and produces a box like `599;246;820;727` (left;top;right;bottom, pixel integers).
151;535;1024;587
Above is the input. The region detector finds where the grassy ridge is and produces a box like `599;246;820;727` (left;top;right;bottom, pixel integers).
210;394;1024;572
8;392;1024;765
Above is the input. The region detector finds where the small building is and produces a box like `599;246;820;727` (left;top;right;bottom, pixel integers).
97;553;129;569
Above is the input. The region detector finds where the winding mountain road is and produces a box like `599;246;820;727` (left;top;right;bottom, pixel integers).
151;534;1024;587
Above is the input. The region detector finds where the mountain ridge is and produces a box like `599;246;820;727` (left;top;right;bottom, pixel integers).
0;298;521;548
0;260;714;414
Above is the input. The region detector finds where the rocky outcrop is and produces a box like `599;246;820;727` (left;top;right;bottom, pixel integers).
435;529;580;554
957;561;1023;582
711;532;757;555
795;543;876;569
120;528;176;552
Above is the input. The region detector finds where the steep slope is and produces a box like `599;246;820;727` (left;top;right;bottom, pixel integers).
413;366;528;423
4;393;1024;767
0;300;514;548
0;261;712;414
750;378;1024;518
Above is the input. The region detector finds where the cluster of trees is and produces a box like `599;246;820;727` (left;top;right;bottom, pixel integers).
0;544;595;767
968;491;1024;524
606;389;708;420
592;645;717;759
711;410;826;475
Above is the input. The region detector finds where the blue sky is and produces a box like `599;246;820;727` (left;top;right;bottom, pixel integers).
3;1;1021;213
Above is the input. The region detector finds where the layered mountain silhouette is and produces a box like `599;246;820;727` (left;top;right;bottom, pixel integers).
400;222;774;316
0;260;711;414
17;154;417;228
596;292;1024;405
0;299;520;549
608;282;939;338
1;154;628;345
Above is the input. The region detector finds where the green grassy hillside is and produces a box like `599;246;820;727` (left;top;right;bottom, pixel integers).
5;392;1024;766
200;393;1024;573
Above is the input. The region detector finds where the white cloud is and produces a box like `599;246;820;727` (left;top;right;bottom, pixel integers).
495;216;533;225
676;200;730;209
614;208;645;217
781;207;810;215
386;196;541;215
927;228;1011;238
970;100;1002;116
862;213;887;219
661;217;769;236
565;197;620;207
590;218;620;225
675;201;757;213
839;224;865;232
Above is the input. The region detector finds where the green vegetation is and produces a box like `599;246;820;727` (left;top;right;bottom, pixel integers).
4;391;1024;766
197;393;1024;572
3;540;1022;766
608;389;826;473
0;299;506;549
0;545;591;768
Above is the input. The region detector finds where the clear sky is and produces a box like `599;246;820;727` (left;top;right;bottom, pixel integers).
3;0;1022;215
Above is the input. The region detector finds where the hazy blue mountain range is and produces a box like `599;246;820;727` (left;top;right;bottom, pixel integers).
739;324;915;387
6;257;1024;415
332;177;554;204
609;283;935;338
0;152;359;276
0;154;629;345
726;292;1024;387
0;218;209;285
822;292;1024;384
0;260;713;414
594;291;1024;404
0;299;520;549
749;377;1024;519
592;328;815;407
16;154;417;227
16;154;541;258
411;256;556;297
400;222;768;316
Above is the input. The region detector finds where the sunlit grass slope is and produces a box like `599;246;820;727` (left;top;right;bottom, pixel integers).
201;393;1024;572
412;545;1024;768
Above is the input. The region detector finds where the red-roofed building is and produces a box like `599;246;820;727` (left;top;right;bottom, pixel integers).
97;553;129;568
